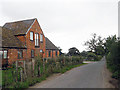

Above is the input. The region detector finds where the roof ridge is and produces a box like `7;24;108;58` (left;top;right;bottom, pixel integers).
3;18;37;35
4;18;36;24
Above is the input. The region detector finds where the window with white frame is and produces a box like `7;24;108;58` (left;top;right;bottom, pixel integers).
35;33;39;46
4;51;7;59
40;34;43;42
0;50;8;59
30;32;33;40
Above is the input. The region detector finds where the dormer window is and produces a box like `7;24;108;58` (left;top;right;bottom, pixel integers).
30;32;33;40
40;34;43;42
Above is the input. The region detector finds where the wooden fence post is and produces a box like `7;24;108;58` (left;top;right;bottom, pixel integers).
16;61;18;82
38;65;40;77
43;58;45;74
24;61;27;79
20;68;23;82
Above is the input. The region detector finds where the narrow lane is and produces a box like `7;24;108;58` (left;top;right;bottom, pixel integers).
32;58;106;88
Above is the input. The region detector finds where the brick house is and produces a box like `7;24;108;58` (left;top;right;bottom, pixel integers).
0;18;60;67
0;18;46;66
45;37;59;58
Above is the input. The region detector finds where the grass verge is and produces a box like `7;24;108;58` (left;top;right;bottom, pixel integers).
5;63;87;88
56;63;87;73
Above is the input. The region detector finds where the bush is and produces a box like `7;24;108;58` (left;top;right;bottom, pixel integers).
87;52;98;61
106;40;120;81
112;71;120;79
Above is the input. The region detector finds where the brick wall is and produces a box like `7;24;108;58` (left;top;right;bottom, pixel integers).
46;50;59;58
7;49;27;64
25;19;46;59
5;19;46;64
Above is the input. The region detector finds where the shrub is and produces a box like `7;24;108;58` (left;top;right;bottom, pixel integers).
112;70;120;79
106;40;120;81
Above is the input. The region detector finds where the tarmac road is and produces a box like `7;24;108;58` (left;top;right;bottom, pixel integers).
31;57;106;88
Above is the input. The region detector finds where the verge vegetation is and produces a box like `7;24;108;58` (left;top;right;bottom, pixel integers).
2;56;84;88
105;35;120;88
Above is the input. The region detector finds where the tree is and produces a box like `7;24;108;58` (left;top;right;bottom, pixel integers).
87;52;98;61
104;35;120;80
104;35;117;54
67;47;80;56
95;46;105;56
84;33;105;56
106;39;120;79
84;33;98;52
58;47;64;56
80;51;88;57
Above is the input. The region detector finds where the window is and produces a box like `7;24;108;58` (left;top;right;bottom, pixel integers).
40;34;43;42
48;51;51;57
30;32;33;40
4;51;8;59
31;50;34;58
56;51;58;56
0;50;8;59
18;50;23;59
40;50;43;53
52;51;53;57
35;33;39;46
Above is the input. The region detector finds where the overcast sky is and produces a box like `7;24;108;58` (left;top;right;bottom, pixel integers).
0;0;119;53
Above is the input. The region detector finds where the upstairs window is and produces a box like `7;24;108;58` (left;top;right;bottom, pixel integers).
18;50;23;59
35;33;39;46
40;34;43;42
30;32;33;40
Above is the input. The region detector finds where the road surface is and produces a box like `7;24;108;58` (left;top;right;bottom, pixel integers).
31;57;107;88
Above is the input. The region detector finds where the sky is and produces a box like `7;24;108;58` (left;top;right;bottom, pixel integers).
0;0;119;53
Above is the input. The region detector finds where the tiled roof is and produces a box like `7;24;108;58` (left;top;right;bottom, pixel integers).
45;37;58;50
1;27;26;48
3;18;36;35
1;18;36;48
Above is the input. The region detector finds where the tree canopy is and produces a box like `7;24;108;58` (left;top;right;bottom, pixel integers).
84;33;105;56
67;47;80;56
